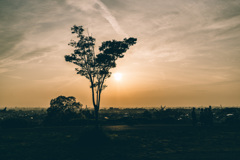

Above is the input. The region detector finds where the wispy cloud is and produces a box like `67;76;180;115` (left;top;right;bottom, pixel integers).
95;0;128;37
66;0;128;37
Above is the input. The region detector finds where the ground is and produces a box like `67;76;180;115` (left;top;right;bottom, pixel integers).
1;124;240;160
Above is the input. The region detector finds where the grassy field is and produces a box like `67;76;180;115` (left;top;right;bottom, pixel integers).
1;124;240;160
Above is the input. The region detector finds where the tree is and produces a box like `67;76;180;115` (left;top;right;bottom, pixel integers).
65;25;137;121
46;95;83;124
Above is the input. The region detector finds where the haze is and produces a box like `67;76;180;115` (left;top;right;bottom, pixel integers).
0;0;240;108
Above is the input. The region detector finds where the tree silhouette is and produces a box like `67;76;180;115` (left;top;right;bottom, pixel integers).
65;25;137;121
46;95;82;124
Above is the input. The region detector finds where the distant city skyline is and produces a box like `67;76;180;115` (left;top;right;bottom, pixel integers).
0;0;240;108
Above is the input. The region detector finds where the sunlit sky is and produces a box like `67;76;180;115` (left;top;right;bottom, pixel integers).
1;0;240;108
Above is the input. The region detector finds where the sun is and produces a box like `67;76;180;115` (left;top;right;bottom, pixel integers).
113;72;122;81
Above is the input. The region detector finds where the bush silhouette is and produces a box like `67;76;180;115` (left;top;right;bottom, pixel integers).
45;95;83;125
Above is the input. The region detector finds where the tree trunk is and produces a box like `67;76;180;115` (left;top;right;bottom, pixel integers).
94;105;99;124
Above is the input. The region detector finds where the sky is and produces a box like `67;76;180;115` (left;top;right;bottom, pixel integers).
0;0;240;108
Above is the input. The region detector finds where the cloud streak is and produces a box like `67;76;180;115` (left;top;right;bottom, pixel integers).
66;0;128;37
95;0;128;37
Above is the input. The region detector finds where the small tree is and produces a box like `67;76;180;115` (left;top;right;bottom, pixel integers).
46;95;83;124
65;25;137;121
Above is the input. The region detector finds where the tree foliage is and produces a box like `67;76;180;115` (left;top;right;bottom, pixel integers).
65;25;137;120
46;96;83;123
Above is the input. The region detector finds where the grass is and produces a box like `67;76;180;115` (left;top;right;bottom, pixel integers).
0;124;240;160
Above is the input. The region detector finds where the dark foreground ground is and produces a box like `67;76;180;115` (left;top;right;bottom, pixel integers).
1;124;240;160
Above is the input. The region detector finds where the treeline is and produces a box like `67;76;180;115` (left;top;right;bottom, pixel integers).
0;107;240;128
0;96;240;128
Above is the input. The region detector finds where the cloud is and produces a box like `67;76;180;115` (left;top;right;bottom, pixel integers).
3;75;23;80
0;68;10;74
66;0;128;37
0;0;75;72
95;0;128;37
0;47;54;70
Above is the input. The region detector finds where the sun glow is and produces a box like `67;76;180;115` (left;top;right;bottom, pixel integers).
113;72;122;81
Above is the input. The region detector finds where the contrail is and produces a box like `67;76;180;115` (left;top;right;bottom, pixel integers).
94;0;128;37
66;0;128;36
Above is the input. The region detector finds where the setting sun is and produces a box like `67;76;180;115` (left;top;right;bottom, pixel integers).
113;73;122;81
